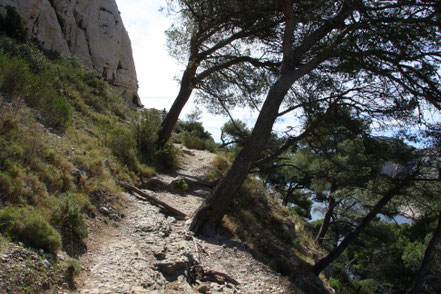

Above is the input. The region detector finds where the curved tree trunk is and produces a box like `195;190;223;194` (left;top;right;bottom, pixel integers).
315;192;337;246
282;183;299;207
190;72;295;234
156;66;196;149
189;0;348;235
312;178;410;276
410;210;441;294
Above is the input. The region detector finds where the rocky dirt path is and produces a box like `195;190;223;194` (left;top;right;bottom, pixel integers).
75;146;288;294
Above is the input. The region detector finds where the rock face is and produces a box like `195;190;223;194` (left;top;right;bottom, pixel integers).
0;0;141;107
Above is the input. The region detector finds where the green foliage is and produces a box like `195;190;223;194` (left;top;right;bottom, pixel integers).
154;142;179;171
65;258;82;284
0;5;27;42
131;108;161;162
220;119;251;148
0;35;158;258
205;154;232;180
108;128;137;167
171;179;189;193
0;104;74;204
328;277;340;290
176;131;217;152
0;206;62;254
51;193;88;240
0;51;71;129
130;108;181;172
327;216;441;294
166;0;280;116
174;120;217;152
107;126;155;179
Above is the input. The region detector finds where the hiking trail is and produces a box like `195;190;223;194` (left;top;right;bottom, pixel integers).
75;146;288;294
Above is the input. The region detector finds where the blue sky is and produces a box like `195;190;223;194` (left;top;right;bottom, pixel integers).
116;0;238;141
116;1;440;144
116;0;311;141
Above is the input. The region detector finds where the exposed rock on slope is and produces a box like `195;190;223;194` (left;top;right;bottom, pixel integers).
0;0;141;106
76;147;299;293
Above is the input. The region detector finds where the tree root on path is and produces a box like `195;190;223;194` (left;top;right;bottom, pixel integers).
140;176;218;191
116;180;187;219
188;263;240;286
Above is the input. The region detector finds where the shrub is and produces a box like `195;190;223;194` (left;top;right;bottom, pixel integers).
154;142;179;170
132;108;161;162
0;5;28;42
170;179;189;193
108;128;137;167
328;277;340;290
51;193;88;240
0;52;71;129
176;132;217;152
174;120;217;152
206;154;232;180
107;127;154;178
175;120;211;140
65;258;82;286
0;54;31;95
43;95;72;129
0;206;62;253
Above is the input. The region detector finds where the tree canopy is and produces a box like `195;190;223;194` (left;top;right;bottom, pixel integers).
156;0;282;148
188;1;441;284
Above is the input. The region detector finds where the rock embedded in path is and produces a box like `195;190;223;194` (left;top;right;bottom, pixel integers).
154;258;188;276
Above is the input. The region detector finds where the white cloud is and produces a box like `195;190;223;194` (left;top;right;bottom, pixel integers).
116;0;291;142
117;0;180;105
117;0;233;140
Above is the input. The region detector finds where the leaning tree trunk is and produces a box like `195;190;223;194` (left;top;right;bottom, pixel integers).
410;210;441;294
189;0;344;234
312;178;409;276
190;72;295;234
156;66;196;149
315;192;337;246
282;183;297;207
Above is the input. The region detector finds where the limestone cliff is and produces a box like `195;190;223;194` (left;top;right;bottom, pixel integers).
0;0;141;107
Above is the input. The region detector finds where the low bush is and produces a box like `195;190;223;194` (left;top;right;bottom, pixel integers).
205;154;232;180
328;277;340;290
170;179;189;193
107;127;155;178
131;109;180;170
108;128;137;166
51;193;88;240
174;120;217;152
176;132;217;152
43;95;72;129
154;142;179;170
0;206;62;254
132;108;161;162
0;52;71;129
0;5;27;42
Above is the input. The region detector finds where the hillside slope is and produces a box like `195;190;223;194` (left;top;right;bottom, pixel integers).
0;35;329;294
0;0;140;105
76;146;294;294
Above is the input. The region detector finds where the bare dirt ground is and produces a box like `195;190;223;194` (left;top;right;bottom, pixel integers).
75;146;289;294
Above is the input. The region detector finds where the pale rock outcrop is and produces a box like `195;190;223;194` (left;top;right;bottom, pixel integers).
0;0;141;106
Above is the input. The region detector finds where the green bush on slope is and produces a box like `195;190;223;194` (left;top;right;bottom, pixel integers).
0;206;62;254
0;35;161;257
0;53;71;129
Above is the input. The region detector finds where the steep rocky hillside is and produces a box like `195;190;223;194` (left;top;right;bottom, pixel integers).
75;146;329;294
0;0;140;106
76;147;286;293
0;8;330;293
0;33;157;292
